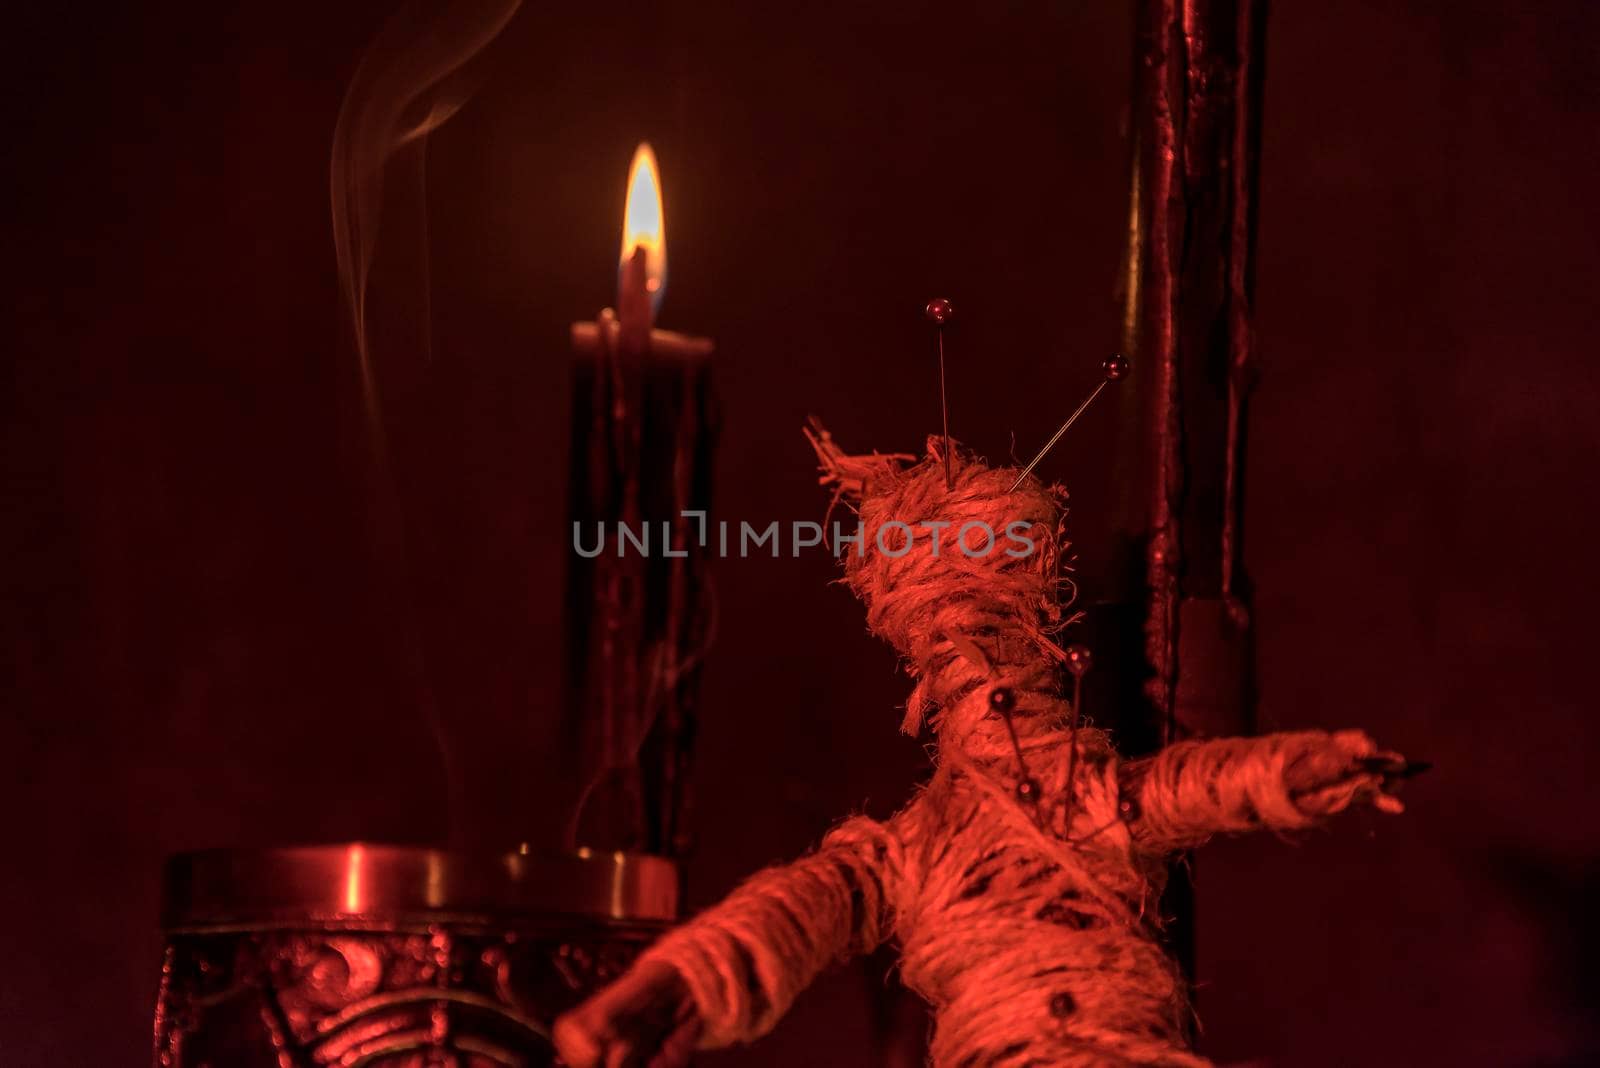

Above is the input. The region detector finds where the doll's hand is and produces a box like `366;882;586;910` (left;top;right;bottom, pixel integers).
1283;729;1413;817
552;958;700;1068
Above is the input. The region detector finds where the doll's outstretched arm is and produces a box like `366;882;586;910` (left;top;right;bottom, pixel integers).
1121;729;1408;856
553;815;900;1067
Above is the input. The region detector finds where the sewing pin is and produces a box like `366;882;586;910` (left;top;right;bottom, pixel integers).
926;298;955;490
1009;354;1130;492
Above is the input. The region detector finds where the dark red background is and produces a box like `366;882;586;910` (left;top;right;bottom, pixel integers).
4;2;1598;1065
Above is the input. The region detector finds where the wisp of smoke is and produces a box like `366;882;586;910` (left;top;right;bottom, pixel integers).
329;0;522;847
330;0;522;420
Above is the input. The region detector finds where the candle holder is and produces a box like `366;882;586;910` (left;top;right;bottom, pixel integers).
152;845;677;1067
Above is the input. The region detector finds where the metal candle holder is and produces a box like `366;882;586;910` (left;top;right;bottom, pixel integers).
153;845;678;1067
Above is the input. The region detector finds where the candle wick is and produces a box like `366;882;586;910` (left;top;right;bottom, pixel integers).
618;245;652;353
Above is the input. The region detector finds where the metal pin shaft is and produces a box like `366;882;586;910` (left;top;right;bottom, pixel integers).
1009;380;1108;492
938;328;953;490
924;298;957;491
1009;354;1128;492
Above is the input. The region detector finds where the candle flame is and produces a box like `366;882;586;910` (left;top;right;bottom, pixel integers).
620;142;667;314
343;843;366;913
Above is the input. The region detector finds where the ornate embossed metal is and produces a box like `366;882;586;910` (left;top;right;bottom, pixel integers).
154;845;678;1067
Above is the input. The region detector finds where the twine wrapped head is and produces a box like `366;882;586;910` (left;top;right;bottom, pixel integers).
805;421;1077;735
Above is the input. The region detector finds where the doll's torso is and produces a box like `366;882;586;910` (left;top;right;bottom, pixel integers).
876;714;1207;1068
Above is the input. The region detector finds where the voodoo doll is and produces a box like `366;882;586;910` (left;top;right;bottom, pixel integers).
554;424;1410;1068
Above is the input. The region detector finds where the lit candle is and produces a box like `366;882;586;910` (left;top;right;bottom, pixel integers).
571;143;713;366
565;143;717;858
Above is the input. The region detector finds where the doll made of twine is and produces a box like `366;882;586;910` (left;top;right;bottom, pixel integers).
559;427;1404;1067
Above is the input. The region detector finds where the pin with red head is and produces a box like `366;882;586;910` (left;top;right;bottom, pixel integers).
925;298;955;490
1010;355;1130;492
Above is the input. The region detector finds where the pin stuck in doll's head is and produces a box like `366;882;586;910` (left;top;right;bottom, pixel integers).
806;422;1075;736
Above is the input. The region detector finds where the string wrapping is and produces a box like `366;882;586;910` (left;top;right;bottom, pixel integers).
618;430;1400;1066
